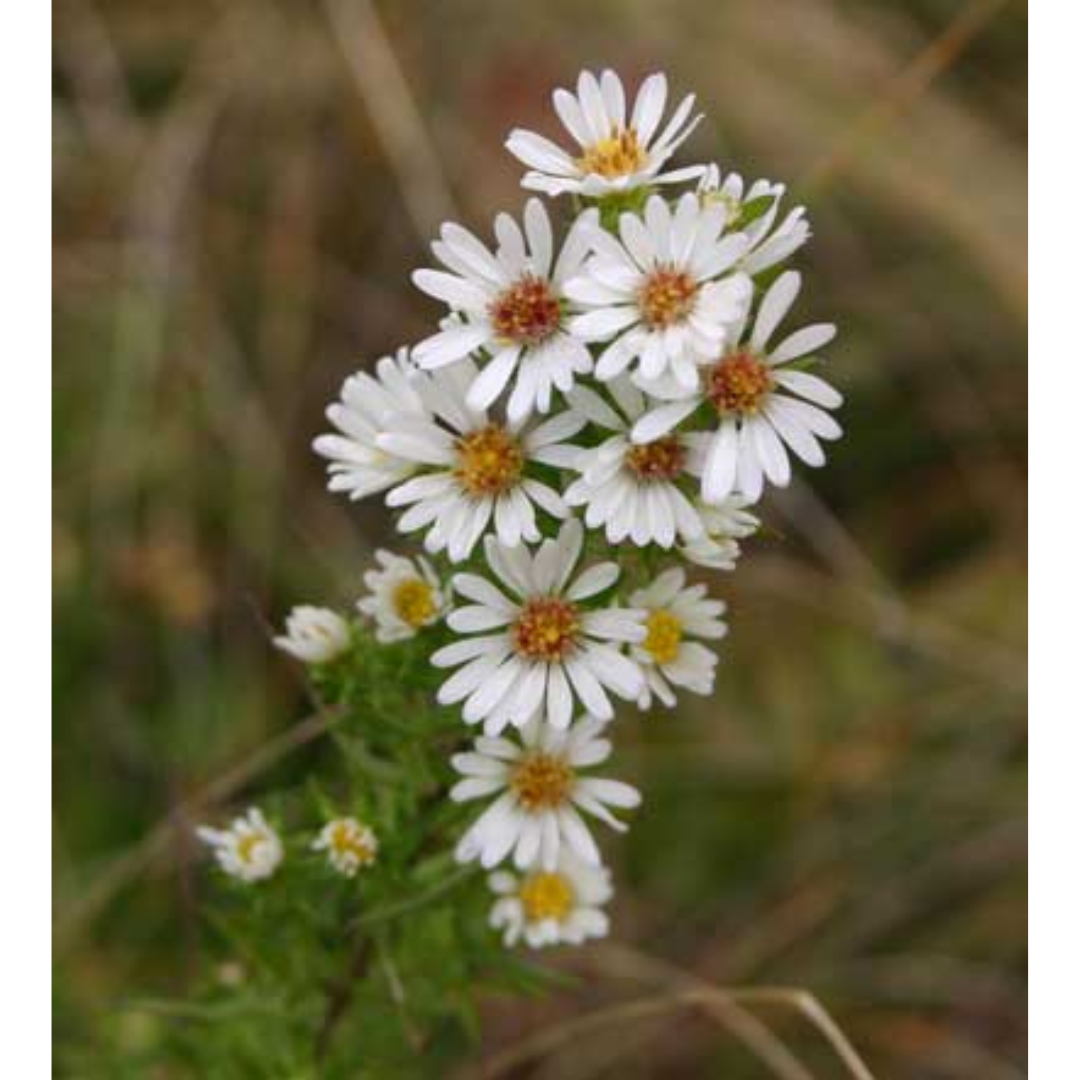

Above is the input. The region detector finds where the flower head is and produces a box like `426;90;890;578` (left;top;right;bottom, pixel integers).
197;808;283;883
679;495;760;569
313;349;426;501
451;714;640;869
376;359;583;562
565;193;752;390
488;850;612;948
358;550;446;642
312;817;378;877
506;70;705;197
411;201;596;422
630;568;728;708
273;606;350;664
631;270;842;502
432;520;645;733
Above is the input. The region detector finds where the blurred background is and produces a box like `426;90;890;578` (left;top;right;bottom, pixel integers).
53;0;1027;1075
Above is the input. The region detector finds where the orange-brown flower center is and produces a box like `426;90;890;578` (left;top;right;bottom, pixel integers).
489;275;562;345
578;128;648;179
625;435;686;482
512;597;580;661
511;752;574;811
706;351;773;416
454;425;524;497
638;267;698;329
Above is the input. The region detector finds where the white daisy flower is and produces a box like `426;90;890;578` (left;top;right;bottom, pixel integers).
376;359;584;562
679;495;761;570
487;850;612;949
431;520;646;733
451;714;640;869
273;605;350;664
698;164;811;275
196;807;284;883
630;568;728;709
311;817;378;877
562;377;708;548
358;550;446;642
631;270;843;503
505;69;706;198
411;200;596;423
313;348;425;501
565;192;752;391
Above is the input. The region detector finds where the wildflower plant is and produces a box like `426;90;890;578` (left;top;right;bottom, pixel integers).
187;68;844;1074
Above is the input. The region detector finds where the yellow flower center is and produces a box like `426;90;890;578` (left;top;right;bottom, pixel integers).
489;275;562;345
644;609;683;665
511;752;574;811
625;435;687;482
392;577;436;628
707;351;774;416
235;833;262;865
512;597;580;661
330;822;375;867
454;425;524;497
638;267;698;329
578;127;648;179
518;871;575;922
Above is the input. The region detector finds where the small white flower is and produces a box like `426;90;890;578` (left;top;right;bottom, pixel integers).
488;850;612;949
563;377;709;547
377;359;584;562
451;714;640;869
312;817;378;877
273;606;350;664
411;201;596;422
698;164;811;275
358;550;446;642
506;69;706;198
313;348;426;501
679;495;761;570
197;808;283;883
631;270;843;503
630;568;727;708
565;193;752;391
431;520;646;734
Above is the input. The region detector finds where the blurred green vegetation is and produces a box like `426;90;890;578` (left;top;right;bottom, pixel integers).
54;0;1026;1075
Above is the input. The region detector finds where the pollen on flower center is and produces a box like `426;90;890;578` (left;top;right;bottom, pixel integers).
518;870;575;922
644;609;683;665
625;435;687;481
511;752;574;811
578;127;648;179
392;578;435;627
638;267;698;329
512;597;580;661
489;275;562;345
454;425;524;497
235;833;263;865
707;351;774;415
330;822;375;866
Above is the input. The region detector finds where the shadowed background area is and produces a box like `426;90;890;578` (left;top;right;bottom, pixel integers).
53;0;1027;1075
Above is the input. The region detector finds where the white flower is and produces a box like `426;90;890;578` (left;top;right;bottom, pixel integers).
630;568;727;708
488;850;612;949
312;817;378;877
358;550;445;642
411;201;596;422
376;359;584;562
565;193;752;391
313;348;425;501
563;377;709;547
698;164;811;275
506;69;706;198
679;495;761;570
273;605;350;664
631;270;843;503
451;714;640;869
432;520;646;733
197;808;283;883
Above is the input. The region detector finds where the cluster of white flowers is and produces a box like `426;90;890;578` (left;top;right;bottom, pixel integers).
273;70;843;947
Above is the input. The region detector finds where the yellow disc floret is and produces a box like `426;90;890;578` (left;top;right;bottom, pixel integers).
512;597;581;661
707;350;774;416
392;578;436;628
454;425;524;497
578;128;648;179
638;267;698;329
625;435;687;482
518;870;575;922
511;752;574;812
644;609;683;665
